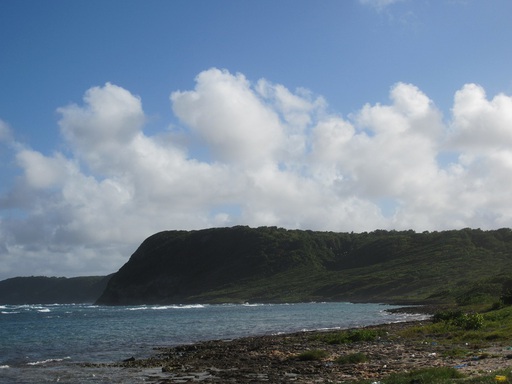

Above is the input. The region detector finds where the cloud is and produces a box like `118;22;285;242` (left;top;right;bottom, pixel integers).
58;82;145;172
16;150;71;190
1;68;512;279
171;69;285;167
449;84;512;152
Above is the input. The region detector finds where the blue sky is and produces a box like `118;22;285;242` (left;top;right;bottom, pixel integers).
1;0;512;279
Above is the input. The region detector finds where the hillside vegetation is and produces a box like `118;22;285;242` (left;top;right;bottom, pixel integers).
0;275;112;304
96;226;512;305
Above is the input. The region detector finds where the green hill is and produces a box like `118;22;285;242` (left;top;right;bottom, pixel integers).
0;275;112;304
96;226;512;305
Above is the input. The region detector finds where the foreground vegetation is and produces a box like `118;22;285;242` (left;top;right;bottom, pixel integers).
361;365;512;383
300;300;512;383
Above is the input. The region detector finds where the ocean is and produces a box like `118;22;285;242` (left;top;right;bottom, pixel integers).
0;302;425;383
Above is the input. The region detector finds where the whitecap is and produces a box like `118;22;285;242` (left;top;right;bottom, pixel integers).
37;308;51;313
151;304;205;310
127;306;149;311
26;357;71;366
0;365;9;369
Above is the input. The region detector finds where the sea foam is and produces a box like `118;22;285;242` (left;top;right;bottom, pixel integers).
26;357;71;366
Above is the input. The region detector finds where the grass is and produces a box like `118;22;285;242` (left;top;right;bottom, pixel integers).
322;304;512;383
439;346;470;358
366;368;512;384
335;352;368;365
314;328;386;344
288;303;512;383
398;304;512;344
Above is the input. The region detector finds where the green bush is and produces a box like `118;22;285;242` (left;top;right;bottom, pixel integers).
296;349;329;361
454;313;484;330
433;310;484;330
432;310;464;323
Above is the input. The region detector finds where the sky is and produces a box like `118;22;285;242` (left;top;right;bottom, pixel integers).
1;0;512;279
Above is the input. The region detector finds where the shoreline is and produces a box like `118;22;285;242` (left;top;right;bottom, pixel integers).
90;315;512;383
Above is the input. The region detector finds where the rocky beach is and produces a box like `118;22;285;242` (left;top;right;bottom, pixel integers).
94;317;512;383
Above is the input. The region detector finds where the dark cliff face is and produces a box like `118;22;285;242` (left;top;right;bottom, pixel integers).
95;226;315;305
95;226;512;306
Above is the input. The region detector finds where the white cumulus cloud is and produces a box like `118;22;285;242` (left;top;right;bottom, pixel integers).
171;69;284;167
450;83;512;152
1;68;512;279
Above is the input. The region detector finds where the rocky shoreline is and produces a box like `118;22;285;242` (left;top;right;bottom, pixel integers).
85;314;512;383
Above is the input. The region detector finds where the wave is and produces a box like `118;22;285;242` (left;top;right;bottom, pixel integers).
164;304;205;309
151;306;177;310
126;304;206;311
26;357;71;366
0;365;9;369
6;304;49;311
1;311;20;315
37;308;51;313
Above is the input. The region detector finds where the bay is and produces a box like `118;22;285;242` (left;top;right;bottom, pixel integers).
0;302;425;383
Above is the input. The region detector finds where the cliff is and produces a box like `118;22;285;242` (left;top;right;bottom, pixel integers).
0;275;112;304
96;226;512;305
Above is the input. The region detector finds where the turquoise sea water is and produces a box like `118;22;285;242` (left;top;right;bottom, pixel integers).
0;302;425;383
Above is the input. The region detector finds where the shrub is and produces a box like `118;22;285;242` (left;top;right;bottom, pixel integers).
432;310;464;323
346;329;383;342
296;349;329;361
433;310;484;330
492;301;505;310
454;313;484;330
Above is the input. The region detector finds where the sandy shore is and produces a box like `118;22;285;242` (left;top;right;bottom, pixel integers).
100;317;512;383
